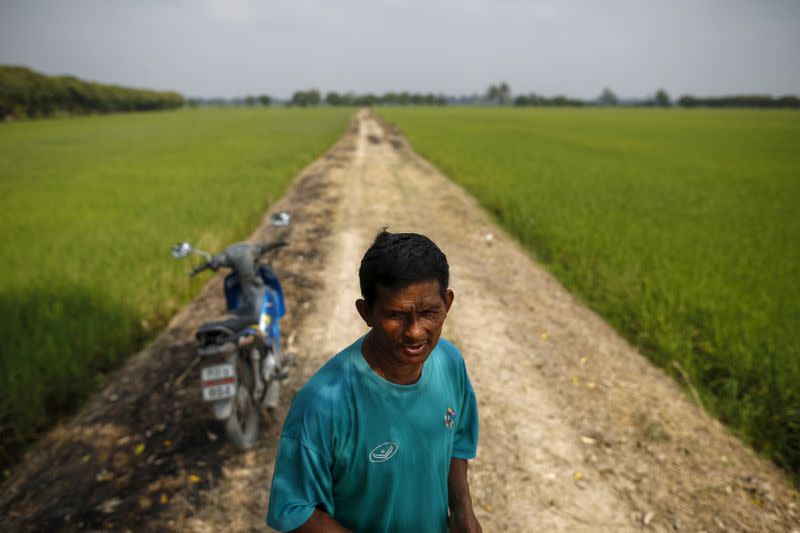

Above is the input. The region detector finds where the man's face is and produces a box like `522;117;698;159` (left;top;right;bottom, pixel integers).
357;280;454;368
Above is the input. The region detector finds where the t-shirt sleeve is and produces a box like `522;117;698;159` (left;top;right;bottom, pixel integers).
453;355;479;460
266;435;334;531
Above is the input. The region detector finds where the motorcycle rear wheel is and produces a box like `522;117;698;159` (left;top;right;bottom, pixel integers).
225;353;260;450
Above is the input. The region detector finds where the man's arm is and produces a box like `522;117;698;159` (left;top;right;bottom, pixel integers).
448;458;482;533
289;508;351;533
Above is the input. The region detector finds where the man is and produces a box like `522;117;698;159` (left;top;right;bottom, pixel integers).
267;230;481;532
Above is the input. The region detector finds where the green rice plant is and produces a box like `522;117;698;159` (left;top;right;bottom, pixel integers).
0;107;351;462
379;107;800;479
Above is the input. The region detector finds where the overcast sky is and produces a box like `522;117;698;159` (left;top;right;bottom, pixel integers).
1;0;798;99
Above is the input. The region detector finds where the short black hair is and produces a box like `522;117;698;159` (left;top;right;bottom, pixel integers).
359;229;449;307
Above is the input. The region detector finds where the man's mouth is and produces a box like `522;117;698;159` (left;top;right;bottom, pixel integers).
402;342;427;357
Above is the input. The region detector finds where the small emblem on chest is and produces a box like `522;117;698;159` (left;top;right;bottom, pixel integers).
444;407;457;429
369;441;399;463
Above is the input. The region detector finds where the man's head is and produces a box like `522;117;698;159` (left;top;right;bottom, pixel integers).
356;230;454;374
358;229;449;309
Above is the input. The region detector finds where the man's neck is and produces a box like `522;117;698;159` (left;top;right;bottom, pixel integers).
361;332;423;385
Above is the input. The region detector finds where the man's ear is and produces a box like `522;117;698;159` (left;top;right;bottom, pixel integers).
356;298;373;327
444;288;454;313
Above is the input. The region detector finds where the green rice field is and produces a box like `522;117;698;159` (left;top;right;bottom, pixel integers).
379;107;800;477
0;107;351;460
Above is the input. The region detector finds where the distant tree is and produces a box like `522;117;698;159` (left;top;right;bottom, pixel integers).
258;94;271;106
598;87;618;106
290;91;306;106
290;89;321;107
245;95;257;106
513;95;531;106
364;93;379;106
326;92;340;105
498;82;511;105
776;95;800;107
486;84;498;103
655;89;670;107
307;89;321;106
486;82;511;105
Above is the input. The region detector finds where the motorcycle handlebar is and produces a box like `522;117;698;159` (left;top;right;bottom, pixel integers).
187;241;287;277
190;262;211;277
256;241;288;256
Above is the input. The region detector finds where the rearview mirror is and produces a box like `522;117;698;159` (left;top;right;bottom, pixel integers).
270;212;291;227
172;241;194;259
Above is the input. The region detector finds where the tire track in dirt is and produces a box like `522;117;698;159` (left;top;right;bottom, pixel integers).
4;111;799;532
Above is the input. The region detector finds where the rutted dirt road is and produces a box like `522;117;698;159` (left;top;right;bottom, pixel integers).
3;110;799;532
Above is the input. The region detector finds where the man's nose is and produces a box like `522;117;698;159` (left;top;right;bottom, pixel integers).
404;315;425;340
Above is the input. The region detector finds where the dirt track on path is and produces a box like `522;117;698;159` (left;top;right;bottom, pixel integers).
3;110;799;532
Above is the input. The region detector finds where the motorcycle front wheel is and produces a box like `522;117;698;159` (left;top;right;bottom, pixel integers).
224;352;260;450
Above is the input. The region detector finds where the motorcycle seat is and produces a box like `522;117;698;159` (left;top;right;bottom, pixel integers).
198;314;259;336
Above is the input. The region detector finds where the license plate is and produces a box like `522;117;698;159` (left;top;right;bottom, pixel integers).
201;364;236;401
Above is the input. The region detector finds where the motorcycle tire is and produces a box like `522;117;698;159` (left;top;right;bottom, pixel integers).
225;352;260;450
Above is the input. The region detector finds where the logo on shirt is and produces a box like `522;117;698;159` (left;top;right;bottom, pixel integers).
369;441;399;463
444;407;457;429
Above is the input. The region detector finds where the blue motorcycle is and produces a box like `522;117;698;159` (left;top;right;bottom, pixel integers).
172;239;290;450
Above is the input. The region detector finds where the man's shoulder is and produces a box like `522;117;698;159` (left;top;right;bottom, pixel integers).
286;338;361;422
436;337;461;358
297;345;356;402
434;338;465;368
429;338;466;383
279;340;363;460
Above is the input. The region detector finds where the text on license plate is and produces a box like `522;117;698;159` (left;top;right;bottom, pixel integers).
201;364;236;401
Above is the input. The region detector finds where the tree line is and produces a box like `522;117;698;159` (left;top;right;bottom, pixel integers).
193;89;800;109
488;81;800;109
287;89;447;107
676;94;800;108
513;94;585;107
0;66;183;119
11;64;793;115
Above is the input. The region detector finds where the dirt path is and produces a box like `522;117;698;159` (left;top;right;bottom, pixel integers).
3;111;798;532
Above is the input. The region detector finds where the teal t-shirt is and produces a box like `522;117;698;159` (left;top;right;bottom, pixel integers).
266;336;479;532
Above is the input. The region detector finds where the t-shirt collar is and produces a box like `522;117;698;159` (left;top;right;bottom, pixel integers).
350;335;433;397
